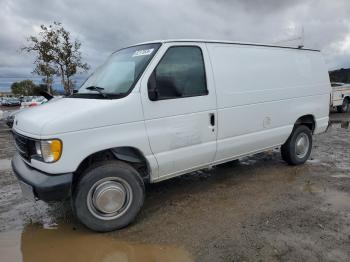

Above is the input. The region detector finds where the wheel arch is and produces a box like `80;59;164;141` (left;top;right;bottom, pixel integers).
73;146;151;187
294;114;316;133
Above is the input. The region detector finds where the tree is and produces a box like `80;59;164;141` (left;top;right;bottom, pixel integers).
33;62;56;94
22;27;57;94
50;22;90;94
11;80;38;96
22;22;89;95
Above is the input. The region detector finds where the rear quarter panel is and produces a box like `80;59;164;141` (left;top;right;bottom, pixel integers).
206;43;330;161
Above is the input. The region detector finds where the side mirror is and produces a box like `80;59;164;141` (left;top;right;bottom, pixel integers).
148;72;158;101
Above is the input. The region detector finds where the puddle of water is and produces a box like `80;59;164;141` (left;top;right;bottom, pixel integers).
307;159;321;164
0;159;11;171
323;190;350;210
0;223;194;262
329;120;350;129
302;181;324;194
240;157;258;166
331;174;350;179
301;181;350;211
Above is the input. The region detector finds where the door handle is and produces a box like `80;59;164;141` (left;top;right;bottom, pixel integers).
209;113;215;126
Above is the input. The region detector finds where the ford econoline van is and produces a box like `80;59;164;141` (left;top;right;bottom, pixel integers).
11;40;331;232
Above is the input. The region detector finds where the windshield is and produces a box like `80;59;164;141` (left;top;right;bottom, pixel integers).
78;43;161;97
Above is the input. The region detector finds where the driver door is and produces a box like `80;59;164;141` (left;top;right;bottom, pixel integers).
140;43;217;180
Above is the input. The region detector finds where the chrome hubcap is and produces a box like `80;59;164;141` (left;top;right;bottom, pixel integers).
295;133;309;159
87;177;132;220
93;181;126;213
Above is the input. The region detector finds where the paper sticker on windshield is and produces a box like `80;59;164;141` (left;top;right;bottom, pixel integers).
132;48;154;57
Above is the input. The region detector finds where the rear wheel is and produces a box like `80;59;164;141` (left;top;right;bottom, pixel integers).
281;125;312;165
337;98;349;113
72;161;145;232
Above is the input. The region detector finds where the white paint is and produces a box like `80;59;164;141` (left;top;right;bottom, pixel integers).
206;42;329;163
12;40;330;182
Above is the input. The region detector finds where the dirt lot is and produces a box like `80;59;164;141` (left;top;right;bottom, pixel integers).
0;111;350;262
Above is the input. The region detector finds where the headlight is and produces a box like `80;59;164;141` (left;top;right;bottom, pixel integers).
35;139;62;163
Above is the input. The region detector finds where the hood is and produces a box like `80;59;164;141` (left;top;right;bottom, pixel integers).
13;94;143;137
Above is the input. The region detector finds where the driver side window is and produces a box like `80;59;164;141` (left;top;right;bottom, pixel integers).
148;46;208;100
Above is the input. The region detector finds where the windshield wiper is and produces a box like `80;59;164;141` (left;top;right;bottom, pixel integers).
85;86;108;98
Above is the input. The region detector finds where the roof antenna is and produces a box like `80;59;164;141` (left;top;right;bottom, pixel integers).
273;25;305;48
298;26;304;49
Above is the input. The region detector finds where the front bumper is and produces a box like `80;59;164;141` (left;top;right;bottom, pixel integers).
11;153;73;202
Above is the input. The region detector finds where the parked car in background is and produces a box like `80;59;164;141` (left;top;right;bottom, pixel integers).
11;40;330;232
1;97;9;106
6;94;55;127
331;82;350;113
2;98;21;107
20;96;33;104
20;96;47;109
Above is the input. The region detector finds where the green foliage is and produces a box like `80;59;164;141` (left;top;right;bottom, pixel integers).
10;80;39;96
22;21;90;95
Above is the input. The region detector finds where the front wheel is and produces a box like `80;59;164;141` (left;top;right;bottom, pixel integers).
72;161;145;232
281;125;312;165
337;98;349;113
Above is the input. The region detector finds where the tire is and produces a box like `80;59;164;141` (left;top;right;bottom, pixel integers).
281;125;312;165
72;160;145;232
337;98;349;113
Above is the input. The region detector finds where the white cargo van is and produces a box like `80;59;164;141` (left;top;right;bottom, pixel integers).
12;40;330;231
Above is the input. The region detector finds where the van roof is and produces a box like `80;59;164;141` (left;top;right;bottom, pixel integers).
133;39;320;52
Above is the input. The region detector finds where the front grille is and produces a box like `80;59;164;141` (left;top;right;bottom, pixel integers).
13;132;36;161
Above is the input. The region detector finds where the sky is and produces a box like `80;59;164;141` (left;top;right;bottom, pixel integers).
1;0;350;91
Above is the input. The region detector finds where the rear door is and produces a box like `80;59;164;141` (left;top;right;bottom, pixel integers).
140;43;217;180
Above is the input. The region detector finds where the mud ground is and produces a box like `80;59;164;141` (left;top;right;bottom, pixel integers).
0;110;350;262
